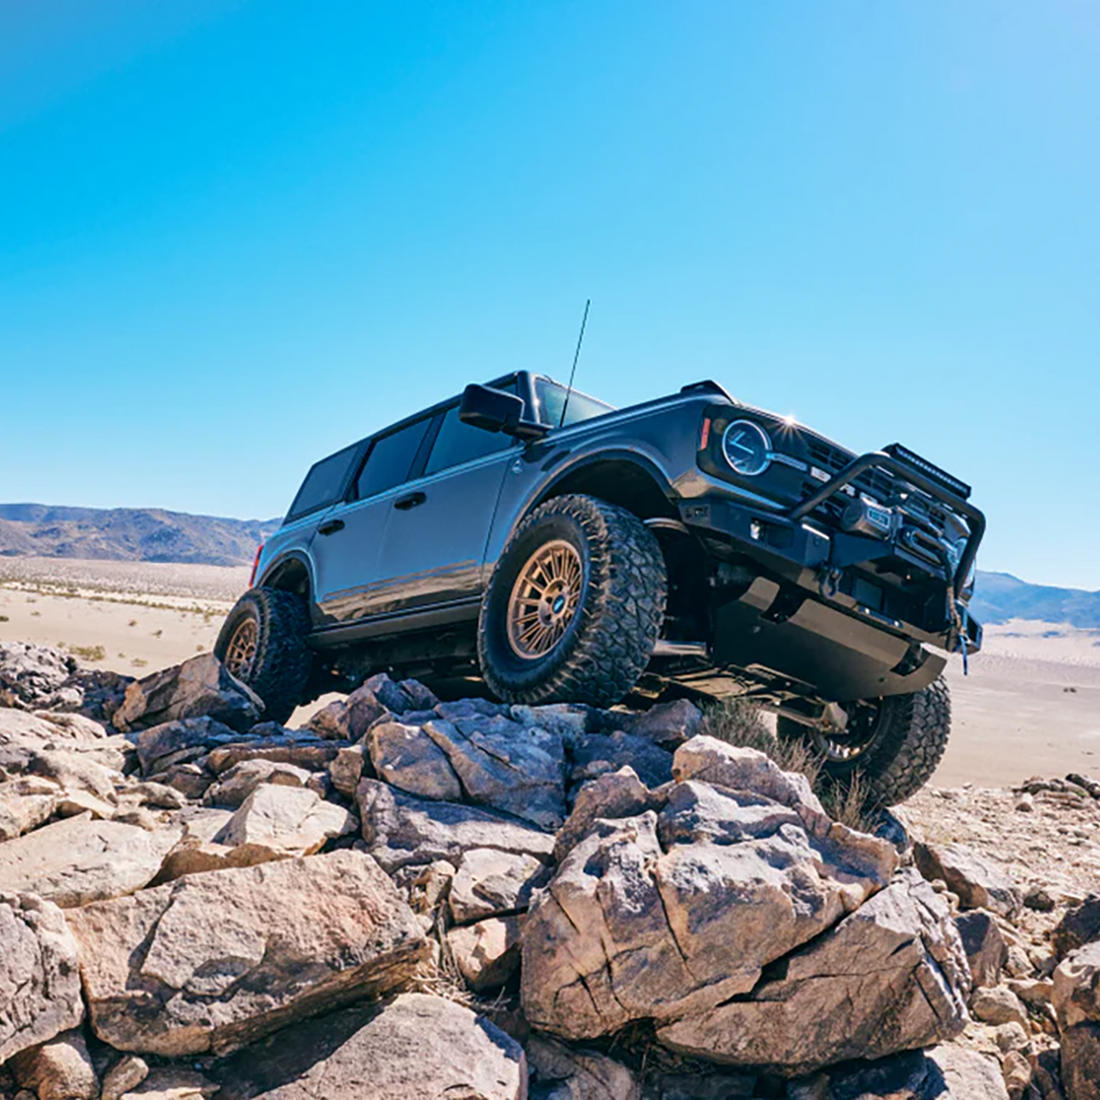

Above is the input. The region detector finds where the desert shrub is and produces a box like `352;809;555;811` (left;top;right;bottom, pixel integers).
67;643;106;662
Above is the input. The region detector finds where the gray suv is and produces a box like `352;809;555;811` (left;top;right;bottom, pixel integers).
217;372;984;805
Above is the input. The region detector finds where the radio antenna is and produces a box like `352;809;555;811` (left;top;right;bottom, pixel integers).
559;298;590;428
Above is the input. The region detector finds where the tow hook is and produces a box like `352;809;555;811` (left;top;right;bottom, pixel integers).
818;567;843;600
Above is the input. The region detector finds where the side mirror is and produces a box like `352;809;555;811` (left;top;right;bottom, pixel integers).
459;384;547;441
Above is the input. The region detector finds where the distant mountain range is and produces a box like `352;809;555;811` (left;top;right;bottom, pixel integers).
1;504;1097;626
0;504;280;568
967;571;1100;629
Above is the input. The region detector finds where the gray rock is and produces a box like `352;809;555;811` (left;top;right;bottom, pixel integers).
956;909;1009;987
422;714;567;829
134;716;250;776
449;847;552;924
522;792;898;1042
8;1029;98;1100
0;642;80;711
971;985;1029;1029
0;813;182;907
447;914;523;991
570;731;673;790
202;758;318;808
621;699;702;747
212;784;357;858
212;993;526;1100
66;850;429;1056
112;654;263;733
1053;895;1100;961
657;870;969;1075
357;778;554;873
0;892;84;1063
115;1067;216;1099
914;840;1023;918
526;1034;641;1100
510;703;591;748
0;777;57;841
554;766;653;861
101;1056;149;1100
204;735;343;775
329;744;369;797
1053;940;1100;1100
368;720;462;801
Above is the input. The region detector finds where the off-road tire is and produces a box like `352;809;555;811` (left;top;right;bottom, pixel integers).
478;494;667;707
777;676;951;807
215;587;313;725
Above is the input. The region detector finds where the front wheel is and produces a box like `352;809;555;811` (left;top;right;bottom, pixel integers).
215;587;313;725
777;677;951;807
478;494;667;708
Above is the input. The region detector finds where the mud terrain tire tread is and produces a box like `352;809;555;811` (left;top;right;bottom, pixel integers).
778;676;951;808
215;586;312;725
478;493;667;708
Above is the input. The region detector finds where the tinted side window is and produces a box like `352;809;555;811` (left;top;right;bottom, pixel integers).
287;444;359;521
355;419;432;500
424;384;520;476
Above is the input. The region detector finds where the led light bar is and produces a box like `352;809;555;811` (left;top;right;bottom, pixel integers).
884;443;972;500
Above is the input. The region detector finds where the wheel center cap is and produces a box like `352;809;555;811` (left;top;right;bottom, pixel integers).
551;594;566;615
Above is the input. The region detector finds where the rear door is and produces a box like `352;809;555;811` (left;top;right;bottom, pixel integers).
367;400;519;617
311;416;434;626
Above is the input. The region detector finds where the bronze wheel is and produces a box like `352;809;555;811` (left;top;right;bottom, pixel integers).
506;539;583;659
223;617;258;679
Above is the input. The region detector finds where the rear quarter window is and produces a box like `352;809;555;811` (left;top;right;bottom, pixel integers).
286;443;359;521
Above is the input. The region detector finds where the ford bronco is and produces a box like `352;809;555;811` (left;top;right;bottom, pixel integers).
217;372;984;804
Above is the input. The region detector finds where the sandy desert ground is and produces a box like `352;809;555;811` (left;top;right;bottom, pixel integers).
1;556;1096;788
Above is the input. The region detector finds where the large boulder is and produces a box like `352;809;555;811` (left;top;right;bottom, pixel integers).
0;892;84;1063
449;847;552;924
914;840;1023;919
112;655;263;733
1053;940;1100;1100
657;870;970;1075
368;720;463;802
357;778;554;872
213;993;526;1100
569;731;674;790
65;850;429;1056
0;814;182;907
955;909;1009;988
0;642;81;710
522;762;899;1041
202;758;321;808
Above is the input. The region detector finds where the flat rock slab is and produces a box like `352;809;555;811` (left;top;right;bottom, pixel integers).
0;892;84;1063
657;870;970;1075
449;847;552;924
135;717;253;776
213;784;356;858
0;813;182;907
213;993;526;1100
0;776;57;841
357;778;554;872
66;850;430;1056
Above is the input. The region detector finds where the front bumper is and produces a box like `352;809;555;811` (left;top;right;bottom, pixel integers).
675;449;985;701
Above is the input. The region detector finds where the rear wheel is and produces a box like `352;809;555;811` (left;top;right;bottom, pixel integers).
777;676;951;807
478;494;666;707
215;587;313;725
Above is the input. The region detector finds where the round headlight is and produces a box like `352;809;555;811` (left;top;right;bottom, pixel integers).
722;420;772;476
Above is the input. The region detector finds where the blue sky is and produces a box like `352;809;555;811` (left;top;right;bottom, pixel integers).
0;2;1097;589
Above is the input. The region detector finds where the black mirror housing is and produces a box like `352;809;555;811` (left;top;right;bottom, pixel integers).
459;384;547;440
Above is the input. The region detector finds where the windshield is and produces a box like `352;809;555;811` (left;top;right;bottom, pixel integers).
534;378;615;428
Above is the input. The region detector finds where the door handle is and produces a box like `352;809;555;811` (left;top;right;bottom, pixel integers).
393;491;427;511
318;519;345;536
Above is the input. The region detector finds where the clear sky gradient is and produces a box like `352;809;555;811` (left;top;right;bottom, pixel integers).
1;2;1097;588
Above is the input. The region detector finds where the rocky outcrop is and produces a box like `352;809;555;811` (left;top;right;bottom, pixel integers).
0;892;84;1063
112;655;263;733
66;851;429;1056
213;994;526;1100
521;739;901;1045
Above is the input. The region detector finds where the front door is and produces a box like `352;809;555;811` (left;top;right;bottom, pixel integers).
368;402;517;617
